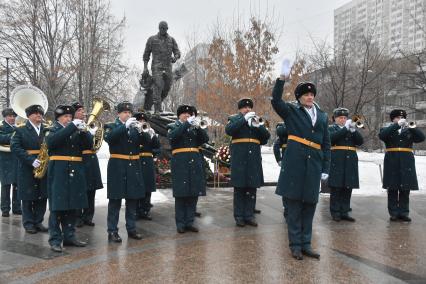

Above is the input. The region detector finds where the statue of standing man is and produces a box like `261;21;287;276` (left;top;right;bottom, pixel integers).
143;21;181;114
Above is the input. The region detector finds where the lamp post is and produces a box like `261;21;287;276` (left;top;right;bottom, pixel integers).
6;57;10;107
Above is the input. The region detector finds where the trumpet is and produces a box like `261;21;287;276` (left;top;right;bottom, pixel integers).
351;115;364;129
140;122;151;132
408;121;416;128
398;119;416;129
130;121;151;133
192;118;208;129
250;116;265;127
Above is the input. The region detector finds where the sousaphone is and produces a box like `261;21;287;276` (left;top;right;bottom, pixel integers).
0;85;48;152
10;85;50;178
10;85;49;118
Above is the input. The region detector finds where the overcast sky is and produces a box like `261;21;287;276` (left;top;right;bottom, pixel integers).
110;0;350;73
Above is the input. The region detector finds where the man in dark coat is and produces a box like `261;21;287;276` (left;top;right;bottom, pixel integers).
0;108;21;217
273;123;288;165
225;99;270;227
271;59;331;260
191;106;206;218
379;109;425;222
134;112;161;220
167;105;209;233
11;105;48;234
46;105;92;252
71;102;103;227
328;108;363;222
273;122;288;220
104;102;151;243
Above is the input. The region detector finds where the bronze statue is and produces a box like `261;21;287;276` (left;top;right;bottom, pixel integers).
143;21;181;114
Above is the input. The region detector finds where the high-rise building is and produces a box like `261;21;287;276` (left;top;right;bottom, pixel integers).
334;0;426;55
331;1;426;149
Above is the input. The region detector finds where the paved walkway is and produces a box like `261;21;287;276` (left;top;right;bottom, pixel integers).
1;187;425;284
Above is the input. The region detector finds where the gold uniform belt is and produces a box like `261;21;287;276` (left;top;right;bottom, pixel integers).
82;150;96;155
110;154;140;160
27;150;40;155
139;152;153;157
281;144;287;149
50;155;83;162
331;146;357;151
231;138;260;145
385;148;413;153
172;147;200;155
288;135;321;150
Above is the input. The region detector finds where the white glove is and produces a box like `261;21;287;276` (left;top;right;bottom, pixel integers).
280;58;292;77
321;173;329;181
32;159;41;168
125;117;137;129
72;119;84;128
398;118;408;127
244;112;256;121
77;122;86;130
187;115;196;125
344;119;352;130
148;128;156;138
349;127;356;133
89;127;98;136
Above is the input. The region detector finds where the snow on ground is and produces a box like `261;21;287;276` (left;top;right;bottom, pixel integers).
261;147;426;196
92;144;426;206
96;143;169;207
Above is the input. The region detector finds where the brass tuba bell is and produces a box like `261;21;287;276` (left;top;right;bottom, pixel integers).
86;98;110;151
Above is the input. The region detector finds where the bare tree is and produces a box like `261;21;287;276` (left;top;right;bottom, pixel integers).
0;0;129;115
69;0;128;109
307;32;399;149
0;0;77;108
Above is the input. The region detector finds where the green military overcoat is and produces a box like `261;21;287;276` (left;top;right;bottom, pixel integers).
167;121;209;197
11;121;48;201
328;124;363;189
139;134;161;193
379;123;425;191
271;79;331;204
225;113;270;188
46;122;91;211
0;121;18;184
104;118;151;199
